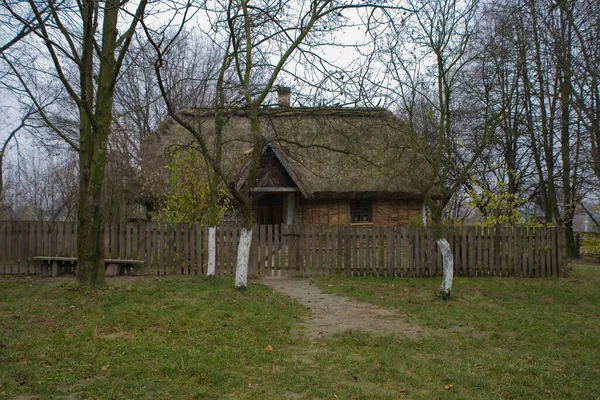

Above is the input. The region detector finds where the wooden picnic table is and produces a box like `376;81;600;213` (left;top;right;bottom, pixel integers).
34;256;144;277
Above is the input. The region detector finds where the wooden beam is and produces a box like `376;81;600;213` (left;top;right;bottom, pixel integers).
252;187;300;193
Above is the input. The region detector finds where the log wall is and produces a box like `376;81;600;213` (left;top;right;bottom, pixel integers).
296;198;422;226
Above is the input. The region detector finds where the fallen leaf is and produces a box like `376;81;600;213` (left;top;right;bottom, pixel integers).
264;345;273;353
444;384;453;390
399;387;407;393
101;363;110;371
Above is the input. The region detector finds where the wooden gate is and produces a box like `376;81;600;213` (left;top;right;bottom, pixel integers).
249;224;298;277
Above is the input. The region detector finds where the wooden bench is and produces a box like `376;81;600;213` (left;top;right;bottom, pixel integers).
34;256;145;277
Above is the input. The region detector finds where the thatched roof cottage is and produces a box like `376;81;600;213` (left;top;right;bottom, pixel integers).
144;93;433;226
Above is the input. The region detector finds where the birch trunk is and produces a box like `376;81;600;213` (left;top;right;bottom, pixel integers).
436;238;453;300
235;227;252;288
207;226;216;277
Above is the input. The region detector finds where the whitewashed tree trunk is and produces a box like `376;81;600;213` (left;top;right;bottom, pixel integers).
207;226;216;277
235;227;252;289
436;238;453;300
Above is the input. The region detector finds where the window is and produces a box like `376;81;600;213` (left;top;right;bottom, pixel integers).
350;200;372;223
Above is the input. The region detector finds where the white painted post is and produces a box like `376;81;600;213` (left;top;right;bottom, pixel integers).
235;227;252;288
207;226;216;277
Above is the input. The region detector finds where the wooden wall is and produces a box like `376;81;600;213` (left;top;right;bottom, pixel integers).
372;199;422;225
296;198;423;226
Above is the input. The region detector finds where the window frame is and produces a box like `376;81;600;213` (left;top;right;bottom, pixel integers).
350;199;373;224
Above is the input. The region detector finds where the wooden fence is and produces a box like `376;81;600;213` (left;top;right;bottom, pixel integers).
0;221;567;278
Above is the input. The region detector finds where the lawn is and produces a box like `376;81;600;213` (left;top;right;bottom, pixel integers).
0;265;599;399
313;264;600;399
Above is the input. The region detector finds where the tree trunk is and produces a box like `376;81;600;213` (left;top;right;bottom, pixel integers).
557;3;578;258
235;227;252;288
232;104;261;288
76;0;104;286
77;155;106;285
436;238;453;300
207;226;216;277
565;221;579;258
429;204;453;300
206;169;219;277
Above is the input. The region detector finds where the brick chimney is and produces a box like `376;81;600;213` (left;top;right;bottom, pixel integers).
276;86;291;107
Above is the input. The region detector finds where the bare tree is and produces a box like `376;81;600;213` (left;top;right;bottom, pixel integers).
1;0;149;285
375;0;495;298
564;0;599;184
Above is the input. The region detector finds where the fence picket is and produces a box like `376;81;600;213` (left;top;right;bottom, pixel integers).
221;224;229;276
405;228;412;276
358;226;365;276
553;228;559;276
0;222;5;274
342;226;350;276
183;224;190;275
349;226;356;276
521;228;528;277
399;227;406;276
7;222;14;273
306;225;312;276
369;226;376;276
297;225;305;275
267;224;274;274
326;225;332;276
229;224;236;275
196;224;202;276
512;227;519;277
385;227;394;277
309;225;321;276
149;223;155;275
559;228;567;277
0;221;570;279
426;228;434;277
335;226;341;274
274;224;281;274
159;222;165;275
376;226;384;277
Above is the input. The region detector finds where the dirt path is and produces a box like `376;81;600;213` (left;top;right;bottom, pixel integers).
260;277;425;339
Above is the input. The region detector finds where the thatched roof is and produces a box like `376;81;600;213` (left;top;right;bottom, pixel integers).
147;107;434;200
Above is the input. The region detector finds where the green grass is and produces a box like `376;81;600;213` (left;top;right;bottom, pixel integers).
0;265;599;399
0;277;311;399
312;264;600;399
